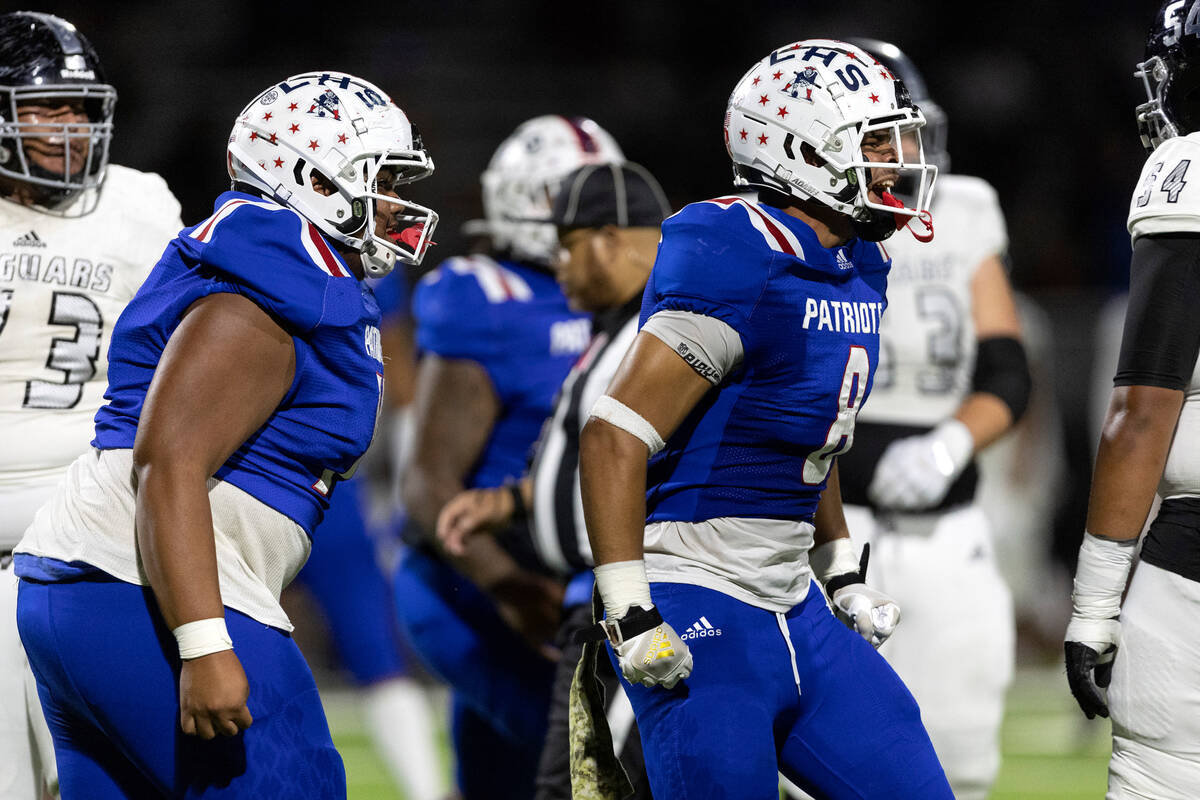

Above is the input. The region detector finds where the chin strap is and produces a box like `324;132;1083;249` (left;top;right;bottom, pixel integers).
880;191;935;243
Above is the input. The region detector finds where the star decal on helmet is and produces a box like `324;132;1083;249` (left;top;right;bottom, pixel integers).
289;123;300;134
869;93;880;104
739;129;748;140
308;139;319;151
263;112;273;121
758;133;768;145
759;94;769;106
273;157;284;168
776;106;789;118
338;133;348;144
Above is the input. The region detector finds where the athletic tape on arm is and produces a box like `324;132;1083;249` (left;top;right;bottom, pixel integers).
589;395;665;455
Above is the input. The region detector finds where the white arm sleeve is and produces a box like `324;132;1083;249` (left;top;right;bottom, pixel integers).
641;310;744;385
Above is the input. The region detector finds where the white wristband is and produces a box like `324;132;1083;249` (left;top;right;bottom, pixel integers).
589;395;665;455
173;618;234;660
594;560;652;619
1071;532;1136;620
930;419;974;477
809;537;860;583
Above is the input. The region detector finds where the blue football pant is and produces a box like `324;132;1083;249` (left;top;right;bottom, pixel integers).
392;548;554;800
17;577;345;799
298;476;410;686
613;582;953;800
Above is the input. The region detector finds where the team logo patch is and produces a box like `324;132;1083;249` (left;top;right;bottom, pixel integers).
783;67;820;102
307;89;342;120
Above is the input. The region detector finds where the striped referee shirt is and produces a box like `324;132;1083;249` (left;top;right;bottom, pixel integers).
529;294;643;576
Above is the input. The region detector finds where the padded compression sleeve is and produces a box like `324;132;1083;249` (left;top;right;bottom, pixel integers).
972;337;1031;422
1114;234;1200;390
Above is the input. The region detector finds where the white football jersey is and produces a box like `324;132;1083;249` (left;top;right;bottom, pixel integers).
1128;133;1200;500
858;174;1008;427
0;165;182;545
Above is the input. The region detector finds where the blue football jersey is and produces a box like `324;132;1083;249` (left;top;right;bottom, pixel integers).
93;192;384;535
640;196;890;523
413;254;589;488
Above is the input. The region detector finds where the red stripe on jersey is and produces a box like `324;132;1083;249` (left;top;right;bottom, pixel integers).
491;265;516;300
703;197;796;256
739;202;796;256
194;199;249;242
306;223;347;277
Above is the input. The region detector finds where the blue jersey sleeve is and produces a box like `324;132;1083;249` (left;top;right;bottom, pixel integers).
641;202;773;349
182;194;354;333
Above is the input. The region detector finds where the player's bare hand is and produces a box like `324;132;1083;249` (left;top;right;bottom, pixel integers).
179;649;253;739
437;487;514;556
489;570;565;661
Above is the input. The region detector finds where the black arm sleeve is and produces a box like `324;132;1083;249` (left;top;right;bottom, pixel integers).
1114;234;1200;390
972;336;1032;422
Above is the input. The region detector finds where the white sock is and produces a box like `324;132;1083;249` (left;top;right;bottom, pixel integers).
363;677;448;800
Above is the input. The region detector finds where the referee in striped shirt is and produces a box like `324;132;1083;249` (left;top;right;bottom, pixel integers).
438;161;671;800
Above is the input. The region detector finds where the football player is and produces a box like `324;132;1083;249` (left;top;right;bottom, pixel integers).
394;116;622;799
436;160;674;800
577;39;954;798
827;39;1030;800
14;71;436;798
0;12;181;799
1065;3;1200;797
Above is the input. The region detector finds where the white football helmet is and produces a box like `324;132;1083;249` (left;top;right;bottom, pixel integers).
725;40;936;240
481;115;623;264
227;71;438;277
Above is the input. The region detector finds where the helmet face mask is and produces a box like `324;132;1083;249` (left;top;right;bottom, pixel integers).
227;71;438;276
1137;0;1200;153
725;40;937;232
0;12;116;216
481;116;624;265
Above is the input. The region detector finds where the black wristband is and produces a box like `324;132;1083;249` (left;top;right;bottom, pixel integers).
573;605;664;646
820;542;871;597
507;482;528;524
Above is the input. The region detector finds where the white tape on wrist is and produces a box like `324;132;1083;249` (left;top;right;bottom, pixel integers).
1072;532;1136;620
589;395;665;455
173;618;234;660
809;537;860;583
594;560;653;619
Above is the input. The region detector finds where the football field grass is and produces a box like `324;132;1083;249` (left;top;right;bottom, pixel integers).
325;666;1112;799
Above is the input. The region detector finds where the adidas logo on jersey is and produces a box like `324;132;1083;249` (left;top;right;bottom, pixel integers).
835;248;852;270
681;616;722;640
13;231;46;248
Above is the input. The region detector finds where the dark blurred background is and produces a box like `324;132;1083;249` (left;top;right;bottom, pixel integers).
34;0;1161;614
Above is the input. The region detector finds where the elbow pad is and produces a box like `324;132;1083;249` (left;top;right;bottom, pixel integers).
972;336;1031;422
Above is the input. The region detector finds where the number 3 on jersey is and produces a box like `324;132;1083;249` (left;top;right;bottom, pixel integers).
0;289;103;410
803;346;869;485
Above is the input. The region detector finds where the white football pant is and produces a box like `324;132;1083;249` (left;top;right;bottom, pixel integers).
844;503;1014;800
0;558;57;800
1107;561;1200;799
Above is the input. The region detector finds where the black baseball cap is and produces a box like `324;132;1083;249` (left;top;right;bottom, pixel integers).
549;161;671;229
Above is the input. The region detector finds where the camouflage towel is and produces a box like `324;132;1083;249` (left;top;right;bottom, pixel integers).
568;593;634;800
